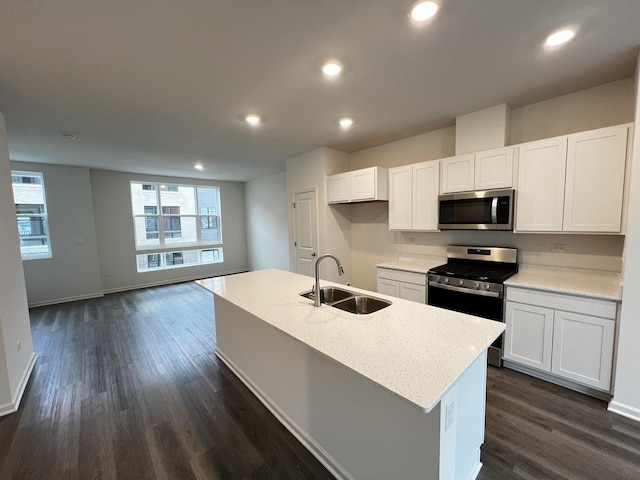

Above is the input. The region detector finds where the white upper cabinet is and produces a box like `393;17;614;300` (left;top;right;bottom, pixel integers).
327;173;350;203
327;167;388;204
440;146;514;194
388;161;439;231
475;147;515;191
440;154;475;193
563;125;629;232
515;137;568;232
515;124;630;233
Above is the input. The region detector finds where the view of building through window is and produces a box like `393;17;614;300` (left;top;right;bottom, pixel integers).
130;182;223;272
11;171;52;259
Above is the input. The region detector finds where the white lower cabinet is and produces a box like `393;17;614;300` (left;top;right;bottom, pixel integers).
504;287;616;392
376;268;426;304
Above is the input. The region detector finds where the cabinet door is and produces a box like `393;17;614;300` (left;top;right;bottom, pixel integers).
440;154;475;193
504;302;554;372
515;137;567;232
412;161;440;231
551;311;615;391
327;173;350;203
399;282;426;303
474;146;514;191
388;166;413;230
563;125;628;233
377;278;400;298
350;167;376;201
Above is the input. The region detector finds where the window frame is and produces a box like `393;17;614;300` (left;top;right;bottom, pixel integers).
130;181;223;272
11;170;53;260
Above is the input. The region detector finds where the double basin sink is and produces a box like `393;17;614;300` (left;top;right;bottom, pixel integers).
300;286;392;315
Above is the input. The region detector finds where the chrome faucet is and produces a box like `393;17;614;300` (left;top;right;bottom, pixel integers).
313;254;345;307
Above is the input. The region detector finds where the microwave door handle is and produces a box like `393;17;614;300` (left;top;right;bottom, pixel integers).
491;197;498;224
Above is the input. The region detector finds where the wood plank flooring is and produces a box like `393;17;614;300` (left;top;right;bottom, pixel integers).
1;281;639;479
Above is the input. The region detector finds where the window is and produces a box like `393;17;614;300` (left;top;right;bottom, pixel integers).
11;171;52;259
130;182;223;272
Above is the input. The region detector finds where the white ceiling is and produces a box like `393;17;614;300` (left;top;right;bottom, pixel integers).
1;0;639;182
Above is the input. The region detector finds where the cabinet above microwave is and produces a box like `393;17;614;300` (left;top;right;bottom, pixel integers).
327;167;389;204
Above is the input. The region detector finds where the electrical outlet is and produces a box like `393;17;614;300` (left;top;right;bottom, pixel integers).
551;244;566;252
407;237;416;243
105;272;114;277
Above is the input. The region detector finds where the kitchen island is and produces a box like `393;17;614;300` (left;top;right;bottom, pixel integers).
197;269;504;480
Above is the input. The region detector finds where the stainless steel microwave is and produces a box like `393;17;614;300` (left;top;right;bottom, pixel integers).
438;189;515;230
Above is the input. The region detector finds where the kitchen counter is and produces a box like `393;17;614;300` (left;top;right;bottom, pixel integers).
197;268;503;412
376;256;444;275
504;265;622;301
197;269;504;479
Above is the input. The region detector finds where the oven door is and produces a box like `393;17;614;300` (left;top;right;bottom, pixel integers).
428;284;504;367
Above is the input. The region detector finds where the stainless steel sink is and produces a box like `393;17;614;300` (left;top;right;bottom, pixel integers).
331;295;392;315
300;287;391;314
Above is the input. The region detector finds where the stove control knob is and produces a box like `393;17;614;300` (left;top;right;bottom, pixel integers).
458;279;464;286
473;281;480;289
485;284;491;291
444;277;449;284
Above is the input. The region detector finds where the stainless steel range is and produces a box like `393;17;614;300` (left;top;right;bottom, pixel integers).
427;245;518;367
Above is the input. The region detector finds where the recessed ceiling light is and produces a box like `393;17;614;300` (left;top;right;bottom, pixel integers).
194;163;204;171
545;28;576;46
61;132;77;140
244;114;262;125
339;117;354;128
322;60;343;77
410;1;439;22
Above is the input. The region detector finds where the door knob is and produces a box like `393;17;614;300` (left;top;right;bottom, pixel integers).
311;252;317;257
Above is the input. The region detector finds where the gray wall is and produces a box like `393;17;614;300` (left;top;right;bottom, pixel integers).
0;113;34;412
91;169;248;293
11;162;103;306
245;172;290;271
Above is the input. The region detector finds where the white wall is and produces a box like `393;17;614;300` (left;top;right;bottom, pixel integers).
245;171;289;271
91;169;248;293
285;148;352;284
0;112;35;415
348;79;634;291
610;61;640;421
11;162;103;306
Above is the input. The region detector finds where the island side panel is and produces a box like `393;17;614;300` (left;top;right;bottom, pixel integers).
214;294;444;480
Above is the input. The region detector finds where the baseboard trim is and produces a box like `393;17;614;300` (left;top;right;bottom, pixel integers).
28;292;104;308
215;348;355;480
608;400;640;422
102;269;249;295
0;352;37;417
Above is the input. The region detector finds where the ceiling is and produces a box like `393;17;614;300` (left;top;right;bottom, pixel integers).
1;1;639;182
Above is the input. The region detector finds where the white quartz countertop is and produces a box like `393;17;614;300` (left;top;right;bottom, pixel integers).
504;265;622;301
197;269;504;413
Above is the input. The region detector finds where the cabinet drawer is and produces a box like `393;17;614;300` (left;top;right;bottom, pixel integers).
506;287;616;320
377;268;426;286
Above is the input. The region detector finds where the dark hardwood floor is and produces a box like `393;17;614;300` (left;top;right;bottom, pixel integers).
1;282;639;479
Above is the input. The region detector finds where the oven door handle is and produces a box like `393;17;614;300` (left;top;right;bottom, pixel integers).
428;281;502;298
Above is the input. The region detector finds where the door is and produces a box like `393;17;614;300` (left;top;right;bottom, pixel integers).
474;146;514;191
293;190;318;278
412;161;439;231
504;302;554;372
388;165;413;230
327;173;350;203
551;310;615;390
563;125;628;232
440;154;475;193
515;137;567;232
377;278;400;298
399;282;426;303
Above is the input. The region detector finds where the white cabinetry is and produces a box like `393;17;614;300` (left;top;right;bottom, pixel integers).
440;146;514;194
515;124;629;233
377;268;427;304
504;287;616;392
327;167;388;204
388;161;439;231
